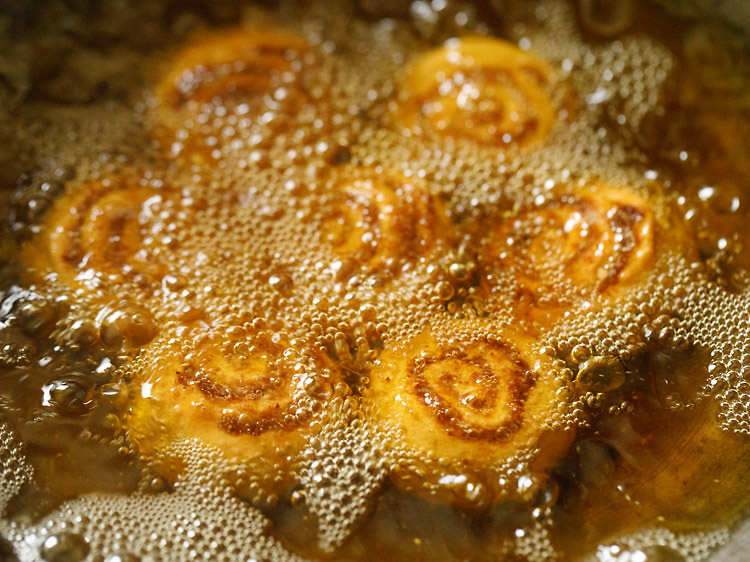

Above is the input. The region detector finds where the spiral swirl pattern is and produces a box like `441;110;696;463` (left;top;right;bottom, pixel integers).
367;325;571;503
319;167;452;278
153;29;326;161
409;342;534;442
27;174;173;294
481;182;656;313
392;37;557;148
129;327;341;489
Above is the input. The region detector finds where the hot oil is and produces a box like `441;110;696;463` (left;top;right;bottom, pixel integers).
1;1;750;561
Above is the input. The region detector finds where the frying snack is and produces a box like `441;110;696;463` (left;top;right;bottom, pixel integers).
366;323;573;507
391;37;559;148
6;4;748;558
318;167;453;280
24;173;172;296
153;28;328;162
479;181;676;321
128;327;341;495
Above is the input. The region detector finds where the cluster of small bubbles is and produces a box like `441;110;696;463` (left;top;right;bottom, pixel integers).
595;36;674;131
543;300;648;368
538;253;699;421
513;506;557;562
297;397;388;551
514;0;673;171
595;527;730;562
4;441;305;562
3;104;154;241
0;417;33;515
635;258;750;433
539;236;750;435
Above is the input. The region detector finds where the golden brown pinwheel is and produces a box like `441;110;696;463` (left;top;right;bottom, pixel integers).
153;28;328;163
391;37;560;149
24;173;173;301
479;181;668;322
128;326;342;495
317;166;453;280
366;322;573;507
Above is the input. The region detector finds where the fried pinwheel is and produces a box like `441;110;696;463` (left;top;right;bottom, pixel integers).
391;37;559;149
480;181;663;321
24;174;172;297
153;28;327;162
366;323;573;507
318;167;453;280
128;327;341;495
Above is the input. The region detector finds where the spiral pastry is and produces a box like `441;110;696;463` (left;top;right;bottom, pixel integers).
128;326;341;493
391;37;558;149
481;182;657;318
366;324;572;505
154;28;324;161
319;167;452;278
25;174;171;294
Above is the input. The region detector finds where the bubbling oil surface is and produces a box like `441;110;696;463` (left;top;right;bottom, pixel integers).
1;1;750;561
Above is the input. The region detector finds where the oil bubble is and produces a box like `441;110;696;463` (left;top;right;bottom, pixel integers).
44;374;94;416
40;532;90;562
576;356;626;392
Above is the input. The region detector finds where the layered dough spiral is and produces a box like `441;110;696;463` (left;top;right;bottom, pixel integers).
153;28;325;162
318;167;452;279
25;174;171;295
128;326;342;493
391;37;558;148
366;324;572;505
481;181;658;319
